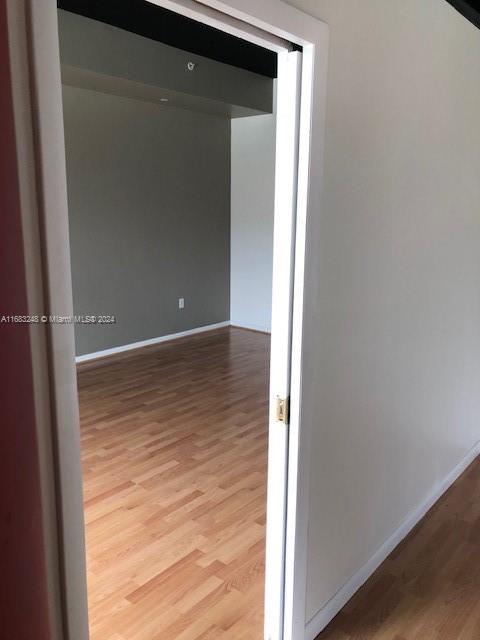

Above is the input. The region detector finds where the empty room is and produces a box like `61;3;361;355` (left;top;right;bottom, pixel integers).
57;2;279;638
5;1;480;640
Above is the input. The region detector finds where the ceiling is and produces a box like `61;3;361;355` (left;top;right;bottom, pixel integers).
58;9;275;119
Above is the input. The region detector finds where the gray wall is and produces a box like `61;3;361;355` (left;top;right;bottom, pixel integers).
286;0;480;628
230;114;276;332
63;85;230;356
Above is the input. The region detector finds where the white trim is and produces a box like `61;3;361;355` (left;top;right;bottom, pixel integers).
75;321;230;363
148;0;293;52
6;2;64;637
264;49;302;640
230;321;271;334
305;441;480;640
283;40;321;640
22;2;90;639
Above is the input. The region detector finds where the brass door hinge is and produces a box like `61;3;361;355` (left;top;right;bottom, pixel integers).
276;396;290;424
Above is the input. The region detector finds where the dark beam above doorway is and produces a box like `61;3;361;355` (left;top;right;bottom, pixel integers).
57;0;279;78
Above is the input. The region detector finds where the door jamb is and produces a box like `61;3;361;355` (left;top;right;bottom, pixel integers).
8;1;329;638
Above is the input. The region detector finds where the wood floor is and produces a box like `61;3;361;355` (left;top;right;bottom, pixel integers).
78;327;269;640
316;457;480;640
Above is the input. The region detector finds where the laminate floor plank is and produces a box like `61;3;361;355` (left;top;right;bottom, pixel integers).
78;327;269;640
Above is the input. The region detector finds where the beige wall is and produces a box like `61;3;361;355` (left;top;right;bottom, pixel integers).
288;0;480;625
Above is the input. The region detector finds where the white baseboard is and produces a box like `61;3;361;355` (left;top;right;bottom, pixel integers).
75;321;230;363
230;320;271;334
305;440;480;640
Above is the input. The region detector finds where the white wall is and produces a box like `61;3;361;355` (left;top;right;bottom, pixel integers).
286;0;480;631
230;114;276;332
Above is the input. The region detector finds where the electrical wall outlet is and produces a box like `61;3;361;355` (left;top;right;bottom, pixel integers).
178;297;185;309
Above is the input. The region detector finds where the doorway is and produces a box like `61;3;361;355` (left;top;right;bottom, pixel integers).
59;5;281;635
8;0;327;638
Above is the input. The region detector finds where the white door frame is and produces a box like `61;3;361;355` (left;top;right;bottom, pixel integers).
7;1;329;639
